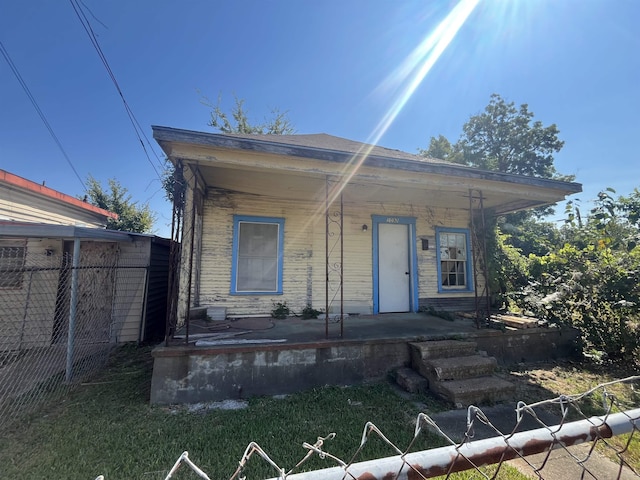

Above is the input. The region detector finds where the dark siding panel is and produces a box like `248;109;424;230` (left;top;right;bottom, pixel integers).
420;297;476;312
143;239;170;341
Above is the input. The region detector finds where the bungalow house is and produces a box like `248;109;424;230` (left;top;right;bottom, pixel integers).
152;126;582;333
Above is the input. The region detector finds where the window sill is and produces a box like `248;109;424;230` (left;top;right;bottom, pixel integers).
230;291;283;296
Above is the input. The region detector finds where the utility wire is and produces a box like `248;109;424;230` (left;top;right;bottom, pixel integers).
69;0;164;178
0;40;87;191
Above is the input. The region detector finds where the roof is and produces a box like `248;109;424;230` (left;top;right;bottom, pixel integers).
152;126;583;195
207;132;454;164
0;221;167;242
0;169;118;220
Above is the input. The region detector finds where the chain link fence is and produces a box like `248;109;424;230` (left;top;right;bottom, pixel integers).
0;243;150;432
134;376;639;480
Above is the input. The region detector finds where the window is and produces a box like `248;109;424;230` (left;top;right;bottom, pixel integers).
0;240;26;289
231;216;284;294
436;228;472;292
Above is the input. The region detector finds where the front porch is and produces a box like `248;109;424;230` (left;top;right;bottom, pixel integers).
149;314;579;404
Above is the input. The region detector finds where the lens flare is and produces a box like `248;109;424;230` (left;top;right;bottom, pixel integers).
306;0;480;229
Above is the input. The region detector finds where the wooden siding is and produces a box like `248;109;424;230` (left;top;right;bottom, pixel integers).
196;189;484;317
0;187;109;228
0;238;62;351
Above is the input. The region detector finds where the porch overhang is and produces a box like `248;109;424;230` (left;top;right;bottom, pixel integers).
153;126;582;215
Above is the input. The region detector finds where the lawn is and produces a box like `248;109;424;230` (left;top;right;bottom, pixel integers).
0;344;636;479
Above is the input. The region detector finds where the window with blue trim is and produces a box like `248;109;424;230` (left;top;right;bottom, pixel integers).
231;216;284;294
436;228;472;291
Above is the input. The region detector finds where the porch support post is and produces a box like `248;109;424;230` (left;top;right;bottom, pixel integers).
340;190;344;338
165;160;184;345
469;188;491;328
176;164;205;343
324;176;345;339
325;176;329;339
65;237;80;382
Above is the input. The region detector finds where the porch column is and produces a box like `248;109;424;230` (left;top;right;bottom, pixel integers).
176;165;205;335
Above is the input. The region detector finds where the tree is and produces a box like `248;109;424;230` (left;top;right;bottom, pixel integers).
85;176;155;233
418;134;464;164
459;94;565;178
162;96;296;203
202;94;295;135
421;94;568;180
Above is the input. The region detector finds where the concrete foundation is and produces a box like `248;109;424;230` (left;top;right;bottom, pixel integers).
150;321;580;405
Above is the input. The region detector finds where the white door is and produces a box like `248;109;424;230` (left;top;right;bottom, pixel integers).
378;223;411;312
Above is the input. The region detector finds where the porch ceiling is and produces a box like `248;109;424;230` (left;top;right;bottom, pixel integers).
197;163;561;214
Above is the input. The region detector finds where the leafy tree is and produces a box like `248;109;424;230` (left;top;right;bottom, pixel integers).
162;96;295;203
421;94;570;180
418;134;464;164
202;94;295;135
85;176;155;233
457;94;565;178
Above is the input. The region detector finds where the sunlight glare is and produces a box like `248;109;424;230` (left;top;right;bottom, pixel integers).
300;0;480;239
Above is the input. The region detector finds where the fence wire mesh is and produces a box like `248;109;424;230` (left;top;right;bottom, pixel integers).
133;376;639;480
0;244;149;432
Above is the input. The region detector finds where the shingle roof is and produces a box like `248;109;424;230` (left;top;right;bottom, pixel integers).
214;132;452;164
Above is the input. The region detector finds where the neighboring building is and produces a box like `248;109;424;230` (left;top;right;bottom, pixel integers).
0;169;116;227
0;170;169;350
153;126;582;322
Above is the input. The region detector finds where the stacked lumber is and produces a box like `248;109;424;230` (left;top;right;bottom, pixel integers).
490;314;539;329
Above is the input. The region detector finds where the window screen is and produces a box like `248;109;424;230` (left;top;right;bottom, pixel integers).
235;221;280;292
0;241;26;288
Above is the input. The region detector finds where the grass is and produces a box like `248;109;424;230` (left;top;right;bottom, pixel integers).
505;360;640;473
4;346;636;480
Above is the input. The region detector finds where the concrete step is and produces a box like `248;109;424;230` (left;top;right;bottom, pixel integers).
410;340;477;363
433;376;516;407
417;355;497;382
395;367;429;394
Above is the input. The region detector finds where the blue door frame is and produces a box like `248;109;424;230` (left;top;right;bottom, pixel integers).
372;215;419;314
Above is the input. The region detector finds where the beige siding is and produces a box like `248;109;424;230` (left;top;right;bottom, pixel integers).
0;238;62;351
197;190;483;317
199;191;316;316
0;187;107;227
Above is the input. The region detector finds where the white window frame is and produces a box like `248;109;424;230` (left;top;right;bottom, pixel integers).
435;227;473;293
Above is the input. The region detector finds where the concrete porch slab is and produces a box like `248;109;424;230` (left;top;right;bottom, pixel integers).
151;314;580;405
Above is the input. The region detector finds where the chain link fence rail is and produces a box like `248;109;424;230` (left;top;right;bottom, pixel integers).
115;376;639;480
0;243;150;431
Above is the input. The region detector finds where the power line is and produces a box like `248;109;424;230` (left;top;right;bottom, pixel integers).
0;40;87;191
69;0;164;178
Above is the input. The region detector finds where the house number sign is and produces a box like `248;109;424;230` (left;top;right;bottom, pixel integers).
385;217;400;223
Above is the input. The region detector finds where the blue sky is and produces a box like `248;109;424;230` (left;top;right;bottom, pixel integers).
1;1;638;237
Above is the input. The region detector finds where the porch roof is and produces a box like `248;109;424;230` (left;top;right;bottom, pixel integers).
153;126;582;214
0;222;164;242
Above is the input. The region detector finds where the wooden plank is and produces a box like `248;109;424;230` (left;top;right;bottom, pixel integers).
491;314;539;329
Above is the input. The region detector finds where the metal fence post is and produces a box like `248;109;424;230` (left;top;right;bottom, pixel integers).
65;238;81;383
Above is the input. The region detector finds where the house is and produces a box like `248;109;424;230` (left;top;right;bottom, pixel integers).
153;126;582;329
0;170;169;351
0;168;116;228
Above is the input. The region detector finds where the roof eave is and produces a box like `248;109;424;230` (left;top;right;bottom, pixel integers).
152;125;582;196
